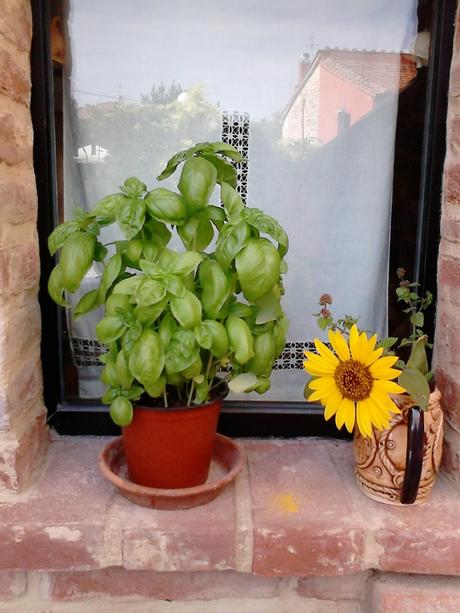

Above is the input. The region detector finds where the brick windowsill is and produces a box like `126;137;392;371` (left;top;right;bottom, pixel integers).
0;436;459;577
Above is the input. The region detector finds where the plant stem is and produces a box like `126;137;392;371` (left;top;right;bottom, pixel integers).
187;381;195;407
163;388;168;408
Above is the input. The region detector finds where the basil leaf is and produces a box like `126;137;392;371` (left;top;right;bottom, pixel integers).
215;221;251;269
91;193;127;219
96;316;127;343
48;265;69;307
99;253;123;301
59;232;96;292
116;197;145;240
120;177;146;198
129;329;165;386
165;329;200;374
135;278;166;305
74;289;100;318
48;221;79;256
168;251;204;276
178;157;217;211
242;207;289;257
170;290;202;329
178;216;214;251
145;188;187;225
236;238;281;302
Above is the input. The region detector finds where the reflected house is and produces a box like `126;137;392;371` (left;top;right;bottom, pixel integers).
281;49;417;145
74;100;122;163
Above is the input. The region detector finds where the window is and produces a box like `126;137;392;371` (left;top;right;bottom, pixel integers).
33;0;455;435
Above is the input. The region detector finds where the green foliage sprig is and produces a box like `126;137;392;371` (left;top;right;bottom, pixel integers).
48;141;289;425
313;270;434;411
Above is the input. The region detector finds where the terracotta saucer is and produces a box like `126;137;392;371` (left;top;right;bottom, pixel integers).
98;433;245;510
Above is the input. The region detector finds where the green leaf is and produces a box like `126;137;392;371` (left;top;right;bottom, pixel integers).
220;182;244;219
99;253;123;301
396;286;411;302
156;146;200;181
48;265;69;307
74;289;100;318
110;397;133;427
116;197;145;240
398;368;431;411
178;216;214;251
317;316;331;330
112;275;143;295
165;329;200;374
59;232;96;292
406;335;429;375
102;387;119;405
121;385;144;401
91;193;127;219
228;302;254;318
200;154;237;188
145;188;188;225
235;238;281;302
228;372;258;393
199;260;231;319
144;218;172;248
162;274;186;298
133;297;168;325
144;375;166;398
207;205;227;229
215;221;252;269
96;316;127;344
168;251;204;276
170;291;202;329
129;329;165;386
116;350;134;389
204;141;244;162
242;208;289;257
226;315;254;365
120;177;146;198
94;242;108;262
246;332;275;377
194;323;212;350
410;311;424;329
255;287;281;324
48;221;79;256
203;320;229;358
178;157;217;211
158;312;177;347
135;278;166;305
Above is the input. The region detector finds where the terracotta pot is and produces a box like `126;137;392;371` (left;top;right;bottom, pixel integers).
353;388;443;505
122;396;222;489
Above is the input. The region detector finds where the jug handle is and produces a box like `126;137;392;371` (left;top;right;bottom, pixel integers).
400;406;424;504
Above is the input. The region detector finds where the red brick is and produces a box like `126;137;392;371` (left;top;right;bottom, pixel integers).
441;204;460;243
117;476;239;571
327;440;460;576
41;568;279;602
444;161;460;204
297;572;369;601
435;369;460;429
0;438;109;568
372;573;460;613
249;440;365;576
0;111;32;166
0;241;40;295
0;0;32;53
0;570;26;600
438;253;460;305
0;47;30;105
0;414;48;491
0;178;37;225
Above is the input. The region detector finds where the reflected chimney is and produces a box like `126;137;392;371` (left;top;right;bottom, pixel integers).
297;52;311;86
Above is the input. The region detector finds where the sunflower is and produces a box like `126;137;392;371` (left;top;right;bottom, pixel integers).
304;325;405;437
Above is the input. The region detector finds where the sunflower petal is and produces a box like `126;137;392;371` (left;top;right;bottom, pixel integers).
314;339;339;366
364;347;384;366
309;377;336;391
373;379;406;394
338;397;355;433
324;388;343;420
349;325;361;361
356;399;373;438
328;329;350;361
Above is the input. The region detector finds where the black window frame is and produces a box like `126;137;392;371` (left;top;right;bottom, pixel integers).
32;0;456;436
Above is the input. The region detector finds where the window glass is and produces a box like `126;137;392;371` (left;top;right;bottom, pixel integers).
55;0;418;401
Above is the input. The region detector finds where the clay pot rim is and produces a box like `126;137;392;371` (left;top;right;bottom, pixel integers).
98;433;245;500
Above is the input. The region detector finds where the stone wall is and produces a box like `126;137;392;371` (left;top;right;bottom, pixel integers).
435;1;460;489
0;0;48;491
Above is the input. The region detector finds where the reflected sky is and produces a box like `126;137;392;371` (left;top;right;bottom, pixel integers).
69;0;417;119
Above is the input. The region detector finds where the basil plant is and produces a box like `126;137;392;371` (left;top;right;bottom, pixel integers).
48;142;289;426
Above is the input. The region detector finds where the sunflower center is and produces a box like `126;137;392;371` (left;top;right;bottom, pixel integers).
334;359;373;401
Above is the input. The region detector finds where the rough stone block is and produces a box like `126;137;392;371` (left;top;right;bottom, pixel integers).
0;176;37;226
0;110;32;166
0;46;30;105
41;569;279;602
297;572;369;601
0;241;40;296
0;0;32;53
0;570;26;600
248;440;365;576
372;573;460;613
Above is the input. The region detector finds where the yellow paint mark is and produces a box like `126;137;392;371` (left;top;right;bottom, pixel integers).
272;492;300;514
